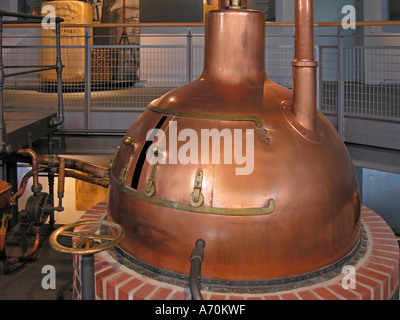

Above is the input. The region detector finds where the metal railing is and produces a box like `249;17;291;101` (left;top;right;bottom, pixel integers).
0;9;64;154
2;21;400;151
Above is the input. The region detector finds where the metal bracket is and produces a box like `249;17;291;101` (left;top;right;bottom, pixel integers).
108;145;120;171
118;155;132;185
189;170;204;207
144;164;158;197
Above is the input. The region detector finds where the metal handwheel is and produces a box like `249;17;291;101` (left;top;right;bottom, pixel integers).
49;219;125;255
49;219;125;300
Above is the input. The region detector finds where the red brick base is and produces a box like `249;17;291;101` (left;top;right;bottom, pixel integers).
72;202;400;300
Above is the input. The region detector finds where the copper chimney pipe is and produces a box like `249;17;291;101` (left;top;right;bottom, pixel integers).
292;0;318;131
202;8;265;85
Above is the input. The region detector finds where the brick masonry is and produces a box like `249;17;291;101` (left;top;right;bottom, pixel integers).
72;202;400;300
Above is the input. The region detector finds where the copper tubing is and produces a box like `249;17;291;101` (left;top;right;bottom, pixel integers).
37;155;108;179
64;170;109;188
0;216;40;266
50;167;109;188
2;233;40;266
19;233;40;261
16;149;42;193
0;216;8;260
9;170;34;206
292;0;318;131
58;158;65;198
189;239;206;300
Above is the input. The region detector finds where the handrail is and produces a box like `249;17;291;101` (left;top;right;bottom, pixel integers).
0;9;63;22
0;10;65;155
3;20;400;29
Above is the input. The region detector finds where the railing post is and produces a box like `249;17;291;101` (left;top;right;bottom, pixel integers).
50;19;65;127
316;44;321;110
186;27;193;83
0;16;7;155
337;26;345;139
84;27;91;131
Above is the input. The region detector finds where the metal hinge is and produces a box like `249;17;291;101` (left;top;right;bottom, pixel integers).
118;155;132;185
108;145;120;171
189;170;204;207
144;164;158;197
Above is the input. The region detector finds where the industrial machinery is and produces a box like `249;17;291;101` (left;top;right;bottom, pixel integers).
106;0;361;292
0;149;110;273
0;0;374;299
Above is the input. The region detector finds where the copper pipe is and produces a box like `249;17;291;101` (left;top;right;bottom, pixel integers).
0;215;40;267
9;170;33;206
292;0;318;131
56;158;65;211
9;166;49;206
189;239;206;300
64;170;109;188
0;215;9;260
38;155;108;179
50;167;109;188
16;149;42;193
58;158;65;198
20;233;40;260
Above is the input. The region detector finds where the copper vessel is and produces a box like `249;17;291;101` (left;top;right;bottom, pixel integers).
107;0;361;281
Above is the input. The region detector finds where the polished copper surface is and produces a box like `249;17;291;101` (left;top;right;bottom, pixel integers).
107;4;361;281
292;0;318;131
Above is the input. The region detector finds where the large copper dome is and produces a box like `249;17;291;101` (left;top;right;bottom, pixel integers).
107;4;361;281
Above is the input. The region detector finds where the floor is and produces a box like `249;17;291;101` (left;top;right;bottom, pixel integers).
0;223;73;300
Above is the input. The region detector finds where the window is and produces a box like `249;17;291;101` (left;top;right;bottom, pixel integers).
140;0;204;23
247;0;275;22
389;0;400;21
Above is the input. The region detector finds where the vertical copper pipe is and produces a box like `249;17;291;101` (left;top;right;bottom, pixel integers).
292;0;318;131
58;158;65;198
56;157;65;211
16;149;42;193
0;216;7;260
9;170;34;206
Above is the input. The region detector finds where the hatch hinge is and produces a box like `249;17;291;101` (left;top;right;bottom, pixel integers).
189;170;204;207
144;164;158;197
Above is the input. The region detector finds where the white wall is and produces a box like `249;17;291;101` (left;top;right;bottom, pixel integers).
364;0;400;46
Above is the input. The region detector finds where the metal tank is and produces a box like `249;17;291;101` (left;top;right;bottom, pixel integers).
107;0;361;282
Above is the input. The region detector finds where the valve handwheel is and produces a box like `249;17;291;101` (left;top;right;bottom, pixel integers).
49;219;125;255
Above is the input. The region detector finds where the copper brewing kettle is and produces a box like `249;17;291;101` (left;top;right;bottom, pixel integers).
107;0;361;281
